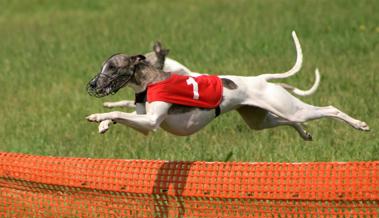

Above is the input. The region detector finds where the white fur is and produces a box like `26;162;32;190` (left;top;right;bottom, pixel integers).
87;31;369;140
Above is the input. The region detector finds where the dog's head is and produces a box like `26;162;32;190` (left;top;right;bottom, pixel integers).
87;54;146;97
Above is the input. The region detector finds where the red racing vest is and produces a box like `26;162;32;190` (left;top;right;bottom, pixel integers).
147;74;223;109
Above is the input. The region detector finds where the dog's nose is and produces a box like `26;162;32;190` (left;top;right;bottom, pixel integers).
87;76;99;96
89;79;97;89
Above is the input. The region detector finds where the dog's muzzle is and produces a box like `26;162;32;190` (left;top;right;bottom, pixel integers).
86;74;103;97
87;71;135;98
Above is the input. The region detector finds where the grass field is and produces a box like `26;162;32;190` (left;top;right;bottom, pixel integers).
0;0;378;162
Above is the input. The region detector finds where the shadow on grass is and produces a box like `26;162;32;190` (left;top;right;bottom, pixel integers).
153;161;194;218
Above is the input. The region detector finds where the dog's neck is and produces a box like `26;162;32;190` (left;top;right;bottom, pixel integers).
128;63;170;93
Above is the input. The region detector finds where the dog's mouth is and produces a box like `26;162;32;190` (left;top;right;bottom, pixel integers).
86;84;113;98
86;73;133;98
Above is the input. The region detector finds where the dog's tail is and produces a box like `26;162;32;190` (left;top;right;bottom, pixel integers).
278;68;321;96
258;31;303;81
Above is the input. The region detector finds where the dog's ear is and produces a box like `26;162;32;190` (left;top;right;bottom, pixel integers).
153;41;170;56
130;54;146;65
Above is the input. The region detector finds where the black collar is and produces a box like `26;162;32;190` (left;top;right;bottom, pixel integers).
134;89;148;104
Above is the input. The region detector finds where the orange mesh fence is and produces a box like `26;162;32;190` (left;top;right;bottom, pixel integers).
0;152;378;217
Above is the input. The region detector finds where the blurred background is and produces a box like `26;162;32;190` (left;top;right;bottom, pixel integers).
0;0;377;162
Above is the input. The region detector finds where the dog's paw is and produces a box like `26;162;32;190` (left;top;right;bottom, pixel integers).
357;121;370;131
299;130;313;141
304;131;313;141
98;120;112;134
86;114;104;122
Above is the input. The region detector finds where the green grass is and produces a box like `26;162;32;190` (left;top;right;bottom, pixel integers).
0;0;378;162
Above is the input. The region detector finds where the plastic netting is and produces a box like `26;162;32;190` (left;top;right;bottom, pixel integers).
0;152;378;217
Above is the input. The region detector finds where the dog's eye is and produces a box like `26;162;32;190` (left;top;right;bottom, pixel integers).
108;64;116;71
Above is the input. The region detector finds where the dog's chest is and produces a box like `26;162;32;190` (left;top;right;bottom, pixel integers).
160;106;216;136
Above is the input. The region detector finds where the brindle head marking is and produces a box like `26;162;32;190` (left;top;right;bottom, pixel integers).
87;54;146;97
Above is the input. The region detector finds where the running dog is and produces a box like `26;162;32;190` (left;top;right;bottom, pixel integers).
86;31;369;140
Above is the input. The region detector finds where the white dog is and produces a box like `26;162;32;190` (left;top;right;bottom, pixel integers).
86;32;369;140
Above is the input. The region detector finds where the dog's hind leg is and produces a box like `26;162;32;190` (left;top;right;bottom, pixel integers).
237;106;312;140
287;105;370;131
266;113;312;140
244;80;369;132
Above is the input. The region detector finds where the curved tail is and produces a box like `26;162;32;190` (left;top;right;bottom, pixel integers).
292;68;320;96
279;68;321;96
258;31;303;81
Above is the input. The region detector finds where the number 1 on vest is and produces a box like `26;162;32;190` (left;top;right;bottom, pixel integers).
186;77;200;100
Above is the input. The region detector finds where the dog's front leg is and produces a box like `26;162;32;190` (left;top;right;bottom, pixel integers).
87;102;171;135
103;100;136;108
87;112;153;135
100;102;147;134
98;119;114;134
